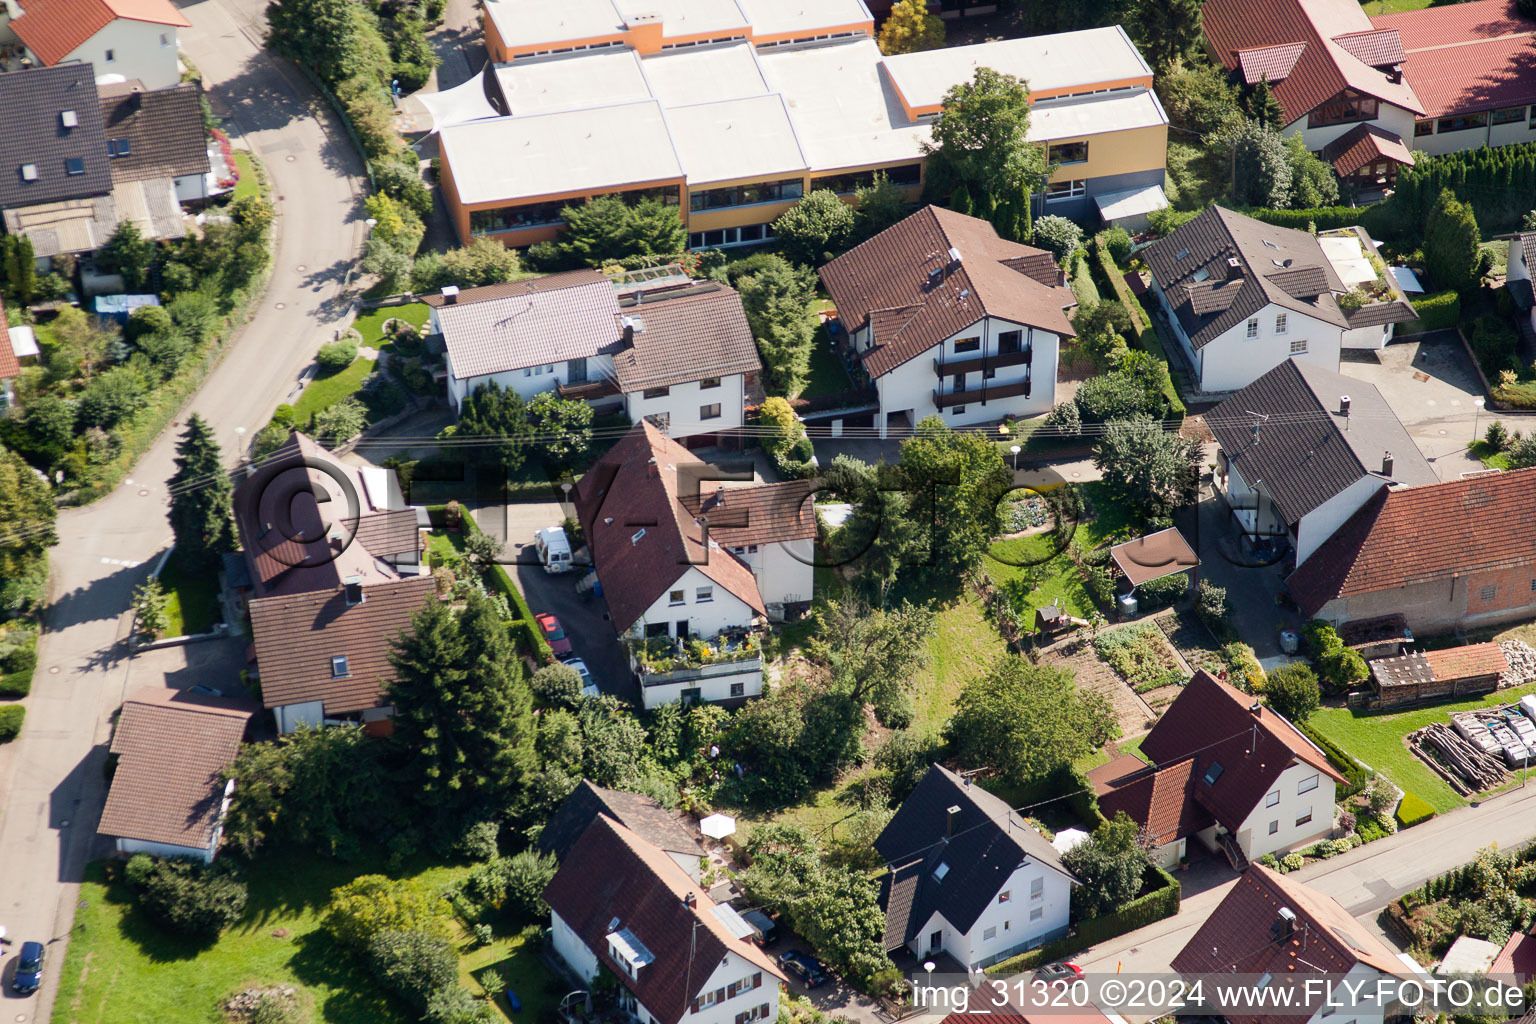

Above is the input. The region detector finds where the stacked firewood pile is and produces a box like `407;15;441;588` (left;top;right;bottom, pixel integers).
1413;722;1507;792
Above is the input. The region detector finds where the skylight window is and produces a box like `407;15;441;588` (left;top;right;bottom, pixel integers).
65;157;85;175
331;655;350;678
20;164;37;181
1191;267;1211;283
1175;248;1190;261
933;862;950;881
1203;762;1224;785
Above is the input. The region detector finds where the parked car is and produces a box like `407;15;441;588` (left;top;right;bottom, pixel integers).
777;950;829;988
742;909;778;947
560;655;599;697
1034;962;1084;984
535;527;574;573
536;613;573;656
13;940;44;994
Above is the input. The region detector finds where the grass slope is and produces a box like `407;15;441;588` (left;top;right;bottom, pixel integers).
292;356;376;422
158;558;222;637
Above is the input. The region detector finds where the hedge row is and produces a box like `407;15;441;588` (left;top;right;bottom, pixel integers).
0;631;37;699
1238;203;1402;240
425;504;555;664
1395;792;1436;829
1090;236;1187;417
1397;290;1460;335
986;864;1181;974
1295;720;1368;797
0;705;23;743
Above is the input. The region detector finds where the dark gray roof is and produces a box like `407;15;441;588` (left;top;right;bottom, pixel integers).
1519;233;1536;277
0;64;112;209
1145;206;1348;351
874;765;1075;950
1509;277;1536;312
1206;360;1438;527
538;779;706;865
1343;298;1419;329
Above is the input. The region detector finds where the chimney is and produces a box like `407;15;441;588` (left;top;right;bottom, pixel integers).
1249;700;1263;716
947;246;962;266
945;804;962;838
621;316;635;348
1226;256;1243;280
1339;395;1351;417
1271;907;1297;941
441;285;459;304
684;891;697;908
1382;451;1394;476
646;456;658;478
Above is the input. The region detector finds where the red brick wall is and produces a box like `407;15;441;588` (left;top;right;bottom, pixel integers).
1464;565;1536;617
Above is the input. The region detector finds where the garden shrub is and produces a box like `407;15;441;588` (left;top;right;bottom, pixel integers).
1317;644;1368;692
1470;315;1520;376
316;337;359;375
1259;853;1279;869
1102;226;1133;264
366;929;459;1011
1280;852;1304;872
1196;580;1233;639
125;855;249;938
1396;792;1436;829
360;373;408;421
1400;290;1460;334
0;705;23;741
322;874;452;948
1134;573;1189;609
1219;642;1265;694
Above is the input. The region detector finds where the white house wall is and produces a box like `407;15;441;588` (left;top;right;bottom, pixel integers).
640;663;763;709
874;317;1058;437
1236;759;1338;861
55;18;181;89
1286;104;1416;155
1412;115;1536;158
631;565;756;639
756;541;814;611
1221;461;1287;540
550;909;601;980
1190;305;1341;394
273;700;324;735
958;860;1073;967
447;352;618;410
1300;962;1396;1024
116;836;214;863
1340;322;1394;350
1294;475;1383;566
623;373;746;440
688;952;780;1024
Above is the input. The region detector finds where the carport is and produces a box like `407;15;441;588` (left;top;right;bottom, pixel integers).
1110;527;1200;591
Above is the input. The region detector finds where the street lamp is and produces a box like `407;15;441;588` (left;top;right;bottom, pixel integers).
234;425;246;456
1472;396;1486;444
1010;444;1021;473
364;218;378;230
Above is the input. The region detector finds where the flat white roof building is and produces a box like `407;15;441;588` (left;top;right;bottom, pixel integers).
665;95;809;184
638;39;770;106
1026;90;1168;142
495;49;652;115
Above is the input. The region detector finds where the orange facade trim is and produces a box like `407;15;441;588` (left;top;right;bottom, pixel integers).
889;72;1156;119
483;15;872;63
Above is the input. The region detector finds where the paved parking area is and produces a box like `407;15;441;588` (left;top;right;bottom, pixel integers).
1338;333;1491;480
125;634;251;700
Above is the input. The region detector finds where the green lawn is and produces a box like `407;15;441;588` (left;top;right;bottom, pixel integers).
158;558;221;637
982;481;1137;621
1470;439;1513;470
425;528;468;565
460;925;560;1024
54;850;476;1024
293;356;376;422
1307;680;1536;813
354;303;432;346
800;324;854;399
232;151;260;202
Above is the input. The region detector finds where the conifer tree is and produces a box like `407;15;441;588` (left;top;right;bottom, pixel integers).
167;414;235;572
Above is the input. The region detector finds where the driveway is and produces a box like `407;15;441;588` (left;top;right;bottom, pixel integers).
1186;492;1302;670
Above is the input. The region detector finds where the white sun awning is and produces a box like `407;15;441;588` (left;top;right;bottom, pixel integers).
418;65;504;133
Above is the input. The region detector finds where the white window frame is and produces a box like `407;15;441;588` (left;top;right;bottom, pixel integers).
1289;338;1308;354
1275;313;1287;335
1298;774;1319;795
1269;820;1279;834
1266;790;1280;807
696;586;713;603
331;655;350;678
1029;907;1044;922
1246;318;1259;339
983;926;997;941
669;590;685;606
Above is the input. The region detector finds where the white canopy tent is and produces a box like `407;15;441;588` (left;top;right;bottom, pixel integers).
699;813;736;840
418;65;504;133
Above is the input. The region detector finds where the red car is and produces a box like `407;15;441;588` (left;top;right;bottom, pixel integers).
536;613;573;656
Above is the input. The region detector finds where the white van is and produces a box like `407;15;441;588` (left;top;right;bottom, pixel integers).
535;527;573;573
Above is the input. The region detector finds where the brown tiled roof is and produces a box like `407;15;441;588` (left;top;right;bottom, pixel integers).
98;83;210;185
1423;642;1509;681
1374;0;1536;119
1206;360;1436;528
1202;0;1423;125
574;421;764;632
1173;865;1413;1024
1141;672;1345;833
1288;468;1536;616
543;816;785;1024
610;284;762;393
98;687;254;851
1236;43;1308;84
419;268;608;307
818;204;1074;379
678;480;816;547
352;509;420;560
1520;233;1536;276
1322;122;1416;177
1089;754;1214;846
538;780;707;866
1145;207;1350;351
0;298;18;379
1109;527;1198;588
248;575;436;714
1332;28;1405;66
13;0;188;67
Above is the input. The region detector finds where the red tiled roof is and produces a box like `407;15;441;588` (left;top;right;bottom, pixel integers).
1491;927;1536;977
1236;42;1308;84
1333;28;1405;66
1140;672;1345;833
1372;0;1536;119
1088;754;1214;845
818;205;1073;379
98;687;254;851
574;421;765;632
1173;865;1415;1024
248;575;437;715
13;0;189;66
1321;122;1416;176
678;480;816;548
1203;0;1424;124
1423;642;1509;681
1288;468;1536;616
543;816;785;1024
0;298;18;379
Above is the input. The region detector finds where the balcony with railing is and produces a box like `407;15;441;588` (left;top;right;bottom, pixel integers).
933;376;1032;409
556;377;622;401
932;346;1032;378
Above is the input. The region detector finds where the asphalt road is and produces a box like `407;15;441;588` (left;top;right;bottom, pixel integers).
0;0;367;1016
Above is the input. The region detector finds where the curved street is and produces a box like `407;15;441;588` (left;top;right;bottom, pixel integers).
0;0;368;1017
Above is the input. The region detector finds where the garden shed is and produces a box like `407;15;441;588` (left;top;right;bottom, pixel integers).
1110;527;1198;591
1368;643;1508;709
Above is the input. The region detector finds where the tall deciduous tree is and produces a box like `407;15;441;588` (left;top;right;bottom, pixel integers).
266;0;391;87
852;171;916;243
455;380;530;468
771;190;856;267
922;68;1050;242
1222;118;1292;208
525;391;593;463
878;0;945;54
893;416;1012;583
388;591;538;832
167;414;235;572
1424;188;1482;292
737;257;818;396
806;598;935;723
1061;812;1152;916
0;443;56;581
1130;0;1203;71
946;657;1117;788
1091;416;1202;519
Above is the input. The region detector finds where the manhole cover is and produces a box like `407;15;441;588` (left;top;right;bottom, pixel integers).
1439;429;1448;435
138;489;150;496
275;302;286;310
48;666;60;675
60;819;69;828
286;154;296;162
296;265;307;272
